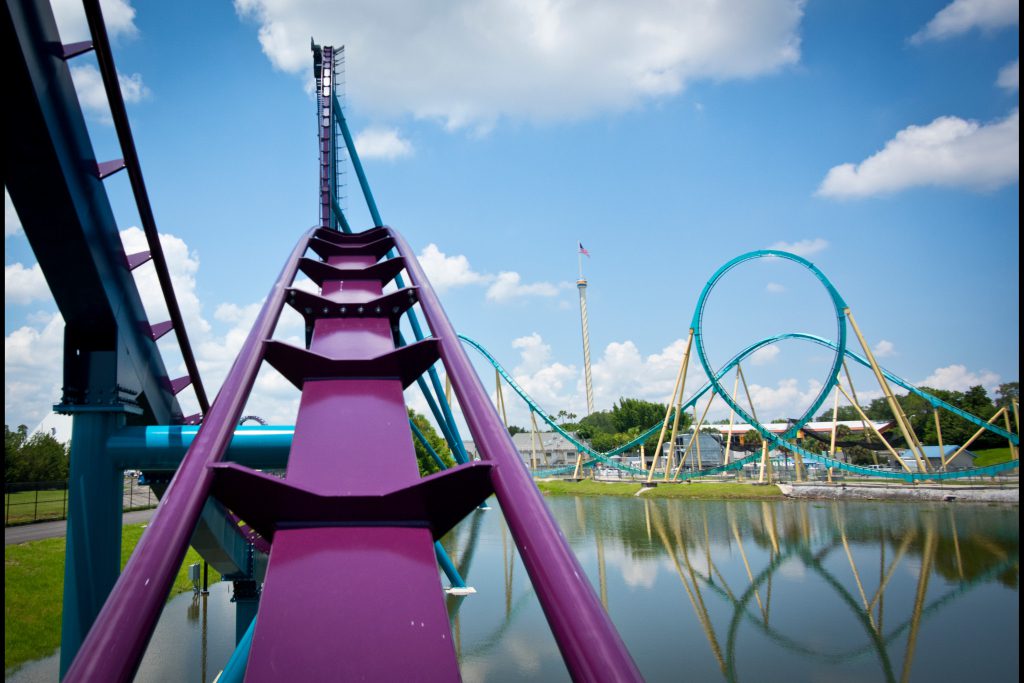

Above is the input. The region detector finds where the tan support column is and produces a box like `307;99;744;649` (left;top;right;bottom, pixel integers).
846;308;929;472
649;329;693;482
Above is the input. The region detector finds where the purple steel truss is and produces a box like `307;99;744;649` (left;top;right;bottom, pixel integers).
63;224;641;681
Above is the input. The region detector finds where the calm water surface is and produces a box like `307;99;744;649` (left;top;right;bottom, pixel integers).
8;496;1018;682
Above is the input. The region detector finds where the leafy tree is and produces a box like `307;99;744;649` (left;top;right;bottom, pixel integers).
5;425;69;482
507;425;526;436
995;382;1019;409
845;444;876;466
408;410;456;476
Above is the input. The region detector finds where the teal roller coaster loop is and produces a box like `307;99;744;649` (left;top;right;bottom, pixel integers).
691;249;848;442
460;331;1018;482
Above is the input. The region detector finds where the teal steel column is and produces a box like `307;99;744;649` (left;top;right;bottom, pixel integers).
332;95;470;463
59;411;126;678
333;97;381;228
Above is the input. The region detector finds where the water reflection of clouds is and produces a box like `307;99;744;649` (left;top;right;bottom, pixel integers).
606;550;660;588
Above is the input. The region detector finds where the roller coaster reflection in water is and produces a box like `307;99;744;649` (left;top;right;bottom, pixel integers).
444;497;1019;683
463;249;1019;482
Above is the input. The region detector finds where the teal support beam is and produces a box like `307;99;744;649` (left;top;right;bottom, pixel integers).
409;418;448;471
59;411;126;678
332;97;381;228
107;425;293;470
435;542;467;590
218;615;256;683
331;95;470;464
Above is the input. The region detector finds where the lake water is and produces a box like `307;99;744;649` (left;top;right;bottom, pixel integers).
8;496;1019;682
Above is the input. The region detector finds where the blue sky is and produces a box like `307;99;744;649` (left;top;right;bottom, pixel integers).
5;0;1019;437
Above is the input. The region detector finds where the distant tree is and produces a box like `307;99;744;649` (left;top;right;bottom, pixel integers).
5;424;29;482
742;430;762;448
5;425;68;482
845;445;875;466
507;425;526;436
995;382;1019;409
815;405;861;422
408;410;456;476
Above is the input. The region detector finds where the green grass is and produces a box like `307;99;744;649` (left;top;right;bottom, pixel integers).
4;488;70;525
4;523;220;674
5;487;157;526
536;479;782;499
973;448;1017;467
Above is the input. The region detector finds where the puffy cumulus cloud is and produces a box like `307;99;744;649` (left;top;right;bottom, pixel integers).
509;334;579;419
69;65;150;123
767;238;828;256
5;188;22;237
997;59;1019;92
5;263;50;306
120;227;210;337
765;282;786;294
4;312;65;429
485;272;562;303
749;344;780;366
818;109;1019;198
745;377;824;419
417;243;566;302
910;0;1018;44
872;339;896;358
353;127;414;160
234;0;806;131
918;364;1000;392
417;243;489;292
51;0;138;43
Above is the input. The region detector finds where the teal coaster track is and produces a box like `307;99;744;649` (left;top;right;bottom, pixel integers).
461;250;1019;483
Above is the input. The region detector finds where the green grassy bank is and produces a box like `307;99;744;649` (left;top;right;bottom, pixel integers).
536;479;782;499
972;447;1017;468
4;524;220;674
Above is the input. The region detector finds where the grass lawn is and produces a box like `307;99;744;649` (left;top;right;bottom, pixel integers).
972;447;1018;467
5;486;157;527
536;479;782;499
4;523;220;674
4;488;69;525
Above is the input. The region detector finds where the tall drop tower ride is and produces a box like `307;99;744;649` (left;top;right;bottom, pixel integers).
577;243;595;414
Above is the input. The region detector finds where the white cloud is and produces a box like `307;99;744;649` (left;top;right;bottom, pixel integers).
417;243;565;303
485;271;561;302
120;227;210;337
353;127;414;160
765;282;786;294
750;345;780;366
5;188;23;238
4;312;65;430
910;0;1018;44
51;0;138;43
5;263;51;306
746;378;824;419
872;339;896;358
997;60;1019;91
234;0;805;131
818;109;1019;198
69;64;150;123
918;364;1000;392
767;238;828;256
417;243;489;292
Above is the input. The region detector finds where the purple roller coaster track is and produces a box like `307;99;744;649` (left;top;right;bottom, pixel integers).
4;0;642;680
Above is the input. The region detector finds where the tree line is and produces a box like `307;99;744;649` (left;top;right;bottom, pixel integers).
5;424;70;483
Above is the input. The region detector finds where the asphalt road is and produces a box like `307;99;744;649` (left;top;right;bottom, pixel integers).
4;508;156;545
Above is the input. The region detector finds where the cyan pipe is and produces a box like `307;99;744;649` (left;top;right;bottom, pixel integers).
106;425;293;471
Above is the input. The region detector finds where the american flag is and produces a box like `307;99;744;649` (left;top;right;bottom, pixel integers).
578;241;590;257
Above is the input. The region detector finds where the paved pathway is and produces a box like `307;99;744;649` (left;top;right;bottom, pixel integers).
5;508;156;545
